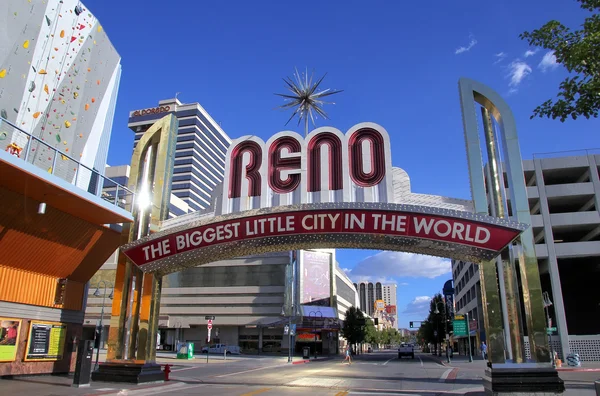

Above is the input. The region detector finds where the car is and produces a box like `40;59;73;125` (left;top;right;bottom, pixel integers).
398;343;414;359
367;347;373;353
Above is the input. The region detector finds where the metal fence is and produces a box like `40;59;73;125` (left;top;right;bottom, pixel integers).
0;117;134;211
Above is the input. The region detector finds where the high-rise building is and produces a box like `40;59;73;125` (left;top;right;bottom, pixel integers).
126;98;231;212
452;152;600;362
382;284;398;329
353;281;398;327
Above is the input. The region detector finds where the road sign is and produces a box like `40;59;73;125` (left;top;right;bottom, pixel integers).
453;319;468;336
207;319;213;330
290;324;296;336
207;327;211;342
205;315;215;320
454;315;465;321
546;327;557;335
284;325;289;335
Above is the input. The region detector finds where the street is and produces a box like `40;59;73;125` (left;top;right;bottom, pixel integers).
1;350;598;396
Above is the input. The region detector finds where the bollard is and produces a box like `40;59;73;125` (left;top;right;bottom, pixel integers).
163;364;171;381
224;349;227;361
594;379;600;396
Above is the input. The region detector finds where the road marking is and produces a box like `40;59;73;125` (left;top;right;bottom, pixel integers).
101;382;205;395
240;388;271;396
215;363;285;378
439;368;453;382
382;358;394;365
418;356;423;367
335;392;349;396
172;365;198;372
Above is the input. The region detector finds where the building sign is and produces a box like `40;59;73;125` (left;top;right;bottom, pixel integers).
374;300;385;311
385;305;397;315
131;105;171;117
121;122;527;274
123;207;521;268
301;250;331;306
220;123;394;215
0;318;22;362
24;321;67;361
453;318;468;337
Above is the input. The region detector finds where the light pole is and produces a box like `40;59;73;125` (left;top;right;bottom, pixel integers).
93;280;113;371
543;291;555;367
434;301;450;363
465;312;473;362
308;311;322;359
281;304;295;363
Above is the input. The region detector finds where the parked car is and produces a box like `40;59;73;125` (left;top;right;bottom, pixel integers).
398;343;414;359
200;343;241;354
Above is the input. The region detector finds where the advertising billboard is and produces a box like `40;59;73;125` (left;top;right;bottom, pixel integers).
301;250;331;306
374;300;385;311
24;321;67;361
0;318;22;362
385;305;397;315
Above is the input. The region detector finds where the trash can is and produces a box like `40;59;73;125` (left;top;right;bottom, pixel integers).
566;353;581;367
302;347;310;359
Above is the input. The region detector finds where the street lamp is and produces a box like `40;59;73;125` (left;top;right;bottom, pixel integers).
308;311;323;359
434;301;450;363
543;291;556;367
281;304;295;363
93;280;114;371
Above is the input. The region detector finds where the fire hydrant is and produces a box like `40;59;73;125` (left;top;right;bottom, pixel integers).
163;364;172;381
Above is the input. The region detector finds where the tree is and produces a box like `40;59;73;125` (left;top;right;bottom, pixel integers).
363;318;379;345
341;307;366;346
519;0;600;121
416;294;448;351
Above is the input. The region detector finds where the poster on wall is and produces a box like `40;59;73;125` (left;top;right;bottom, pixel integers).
0;318;22;362
301;250;331;306
24;321;67;361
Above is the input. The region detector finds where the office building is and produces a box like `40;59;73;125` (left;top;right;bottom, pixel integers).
453;152;600;362
382;284;398;329
353;281;398;327
126;98;231;212
0;0;131;376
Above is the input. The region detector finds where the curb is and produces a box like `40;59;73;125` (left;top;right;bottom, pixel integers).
556;367;600;372
292;360;310;365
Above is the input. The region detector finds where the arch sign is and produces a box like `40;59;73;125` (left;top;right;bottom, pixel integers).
122;123;526;274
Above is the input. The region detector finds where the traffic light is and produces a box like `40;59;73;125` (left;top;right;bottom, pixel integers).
410;321;413;328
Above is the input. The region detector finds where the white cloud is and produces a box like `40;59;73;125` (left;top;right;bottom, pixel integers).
507;60;532;88
403;296;431;314
400;282;409;286
455;36;478;54
349;251;451;281
538;51;558;72
524;49;539;57
494;52;507;64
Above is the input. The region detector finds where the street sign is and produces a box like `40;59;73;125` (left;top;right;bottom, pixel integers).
290;324;296;336
207;319;213;330
284;325;289;335
454;315;465;321
453;319;468;336
207;327;212;342
205;315;215;320
546;327;557;335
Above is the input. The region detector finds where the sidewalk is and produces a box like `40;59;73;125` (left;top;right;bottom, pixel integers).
431;353;600;372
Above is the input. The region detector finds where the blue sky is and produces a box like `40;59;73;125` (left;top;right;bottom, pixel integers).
86;0;599;328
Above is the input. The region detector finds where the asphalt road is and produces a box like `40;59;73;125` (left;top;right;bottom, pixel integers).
105;350;486;396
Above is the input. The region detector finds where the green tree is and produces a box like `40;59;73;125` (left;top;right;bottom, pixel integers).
519;0;600;121
417;294;448;348
364;318;379;345
341;307;366;346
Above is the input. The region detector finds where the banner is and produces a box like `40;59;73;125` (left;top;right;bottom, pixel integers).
0;318;22;362
124;208;522;267
24;321;67;361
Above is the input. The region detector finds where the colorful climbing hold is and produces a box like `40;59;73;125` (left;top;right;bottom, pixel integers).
60;30;65;38
45;15;51;26
44;84;49;94
71;36;76;43
23;40;29;49
91;97;95;103
39;69;47;74
1;109;7;119
64;120;71;128
84;103;90;111
96;80;100;85
79;133;83;138
56;134;61;143
33;112;41;119
97;25;102;32
28;81;36;92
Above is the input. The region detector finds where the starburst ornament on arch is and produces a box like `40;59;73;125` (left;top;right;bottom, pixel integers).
275;68;343;136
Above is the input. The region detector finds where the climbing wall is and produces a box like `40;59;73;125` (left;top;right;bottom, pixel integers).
0;0;121;187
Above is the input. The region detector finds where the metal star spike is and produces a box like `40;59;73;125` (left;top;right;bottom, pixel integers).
275;68;343;136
